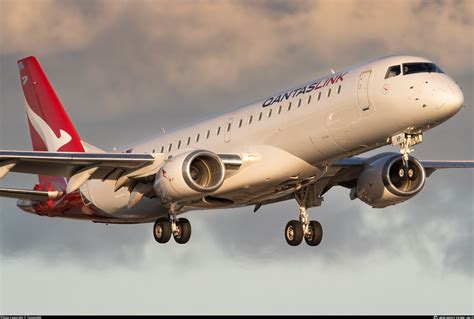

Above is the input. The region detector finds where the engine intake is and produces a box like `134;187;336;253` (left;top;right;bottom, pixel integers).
183;151;225;192
382;156;425;197
154;150;225;202
355;154;426;208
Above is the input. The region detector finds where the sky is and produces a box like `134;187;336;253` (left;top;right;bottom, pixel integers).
0;0;473;314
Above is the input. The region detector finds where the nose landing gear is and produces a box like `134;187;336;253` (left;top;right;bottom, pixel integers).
390;133;423;168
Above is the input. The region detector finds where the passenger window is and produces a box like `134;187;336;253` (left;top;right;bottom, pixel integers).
268;109;272;118
160;146;164;153
239;119;243;128
152;149;155;153
385;65;401;79
227;122;232;132
298;99;302;107
258;112;263;121
177;140;181;149
308;95;312;104
249;115;253;124
327;88;331;97
196;134;200;143
216;126;221;135
337;85;342;94
206;130;210;139
187;137;191;146
288;102;292;111
317;92;321;101
168;144;172;152
278;105;282;114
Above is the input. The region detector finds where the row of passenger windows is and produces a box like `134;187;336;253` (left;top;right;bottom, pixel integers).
385;62;445;79
154;85;343;153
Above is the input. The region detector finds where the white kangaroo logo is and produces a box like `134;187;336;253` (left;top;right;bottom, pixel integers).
24;100;72;151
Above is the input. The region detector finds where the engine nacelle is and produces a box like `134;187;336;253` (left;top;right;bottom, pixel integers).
154;150;225;203
355;154;426;208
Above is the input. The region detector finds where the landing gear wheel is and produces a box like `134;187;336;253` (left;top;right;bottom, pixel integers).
407;165;418;181
173;218;192;244
305;220;323;246
285;220;304;246
398;167;405;178
153;218;172;244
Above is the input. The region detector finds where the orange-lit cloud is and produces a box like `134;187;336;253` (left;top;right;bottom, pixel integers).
1;0;472;88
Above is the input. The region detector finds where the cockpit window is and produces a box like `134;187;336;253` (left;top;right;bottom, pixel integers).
385;65;401;79
402;62;444;75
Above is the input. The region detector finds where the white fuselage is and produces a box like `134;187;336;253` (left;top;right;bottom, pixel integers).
80;55;463;221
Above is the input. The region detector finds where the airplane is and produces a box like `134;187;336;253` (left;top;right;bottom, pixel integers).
0;55;472;247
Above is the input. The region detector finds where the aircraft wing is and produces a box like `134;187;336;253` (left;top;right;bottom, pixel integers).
333;157;474;170
0;150;156;178
328;156;474;186
300;155;474;200
0;150;161;194
0;150;242;196
419;160;474;172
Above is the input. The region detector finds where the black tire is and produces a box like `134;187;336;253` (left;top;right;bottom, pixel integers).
153;218;172;243
173;218;192;244
304;220;323;246
285;220;303;246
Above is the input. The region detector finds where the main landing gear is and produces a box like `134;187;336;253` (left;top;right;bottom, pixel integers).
285;186;324;247
285;207;323;246
153;215;191;244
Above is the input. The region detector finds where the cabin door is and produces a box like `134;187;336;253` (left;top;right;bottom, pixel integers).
357;70;372;111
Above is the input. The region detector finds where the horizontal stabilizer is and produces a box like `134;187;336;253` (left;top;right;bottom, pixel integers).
0;187;63;201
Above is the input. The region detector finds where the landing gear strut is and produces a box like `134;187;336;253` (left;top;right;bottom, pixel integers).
390;133;423;168
285;186;324;247
153;213;192;244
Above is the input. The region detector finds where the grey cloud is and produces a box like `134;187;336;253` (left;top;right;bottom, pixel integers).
0;179;150;268
0;0;126;55
202;173;473;277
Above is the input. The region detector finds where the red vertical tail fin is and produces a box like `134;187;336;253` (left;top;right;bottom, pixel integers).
18;56;84;188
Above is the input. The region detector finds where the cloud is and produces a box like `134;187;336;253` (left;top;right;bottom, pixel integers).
0;0;472;278
202;174;473;277
1;0;126;55
2;0;472;87
2;0;469;138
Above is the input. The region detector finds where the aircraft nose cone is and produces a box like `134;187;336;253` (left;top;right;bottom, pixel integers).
445;84;464;113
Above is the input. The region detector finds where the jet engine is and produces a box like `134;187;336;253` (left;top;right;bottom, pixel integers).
154;150;225;203
354;154;426;208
